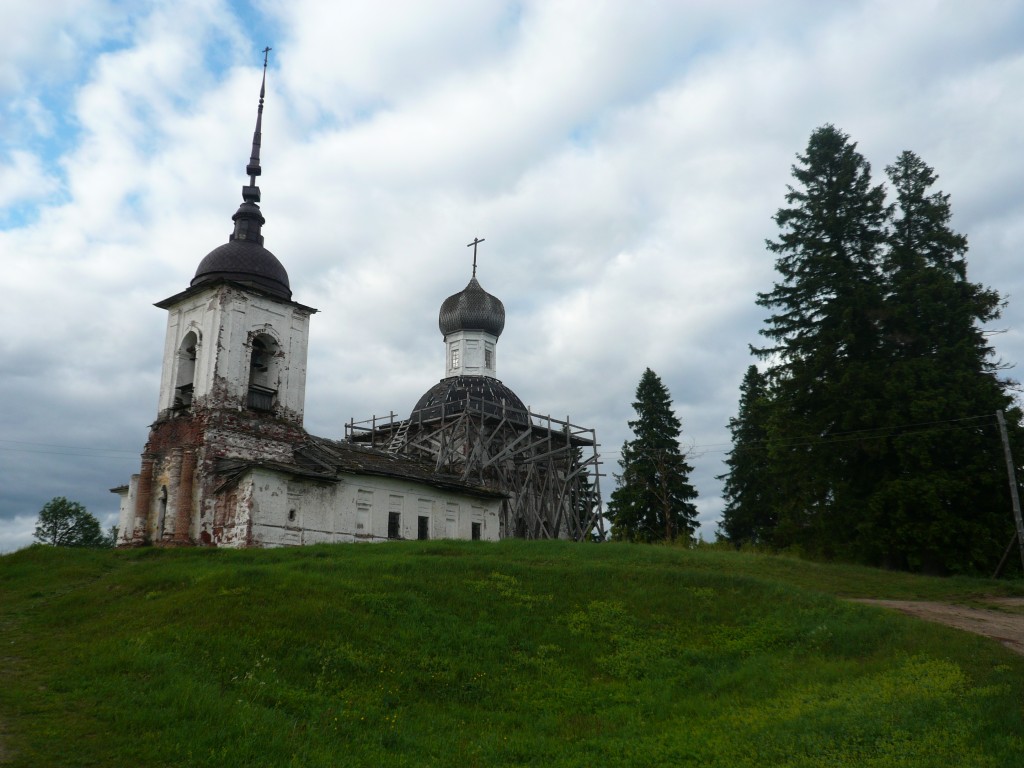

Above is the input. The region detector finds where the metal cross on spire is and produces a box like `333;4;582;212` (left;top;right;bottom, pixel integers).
467;237;485;278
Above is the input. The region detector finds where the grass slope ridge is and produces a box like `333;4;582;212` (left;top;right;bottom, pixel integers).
1;542;1023;767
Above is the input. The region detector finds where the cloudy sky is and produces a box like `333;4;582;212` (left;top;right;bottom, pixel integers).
2;0;1024;551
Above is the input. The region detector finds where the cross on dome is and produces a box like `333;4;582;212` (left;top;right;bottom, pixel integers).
467;237;485;278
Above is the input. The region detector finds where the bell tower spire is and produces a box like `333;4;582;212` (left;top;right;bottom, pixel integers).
243;46;270;205
231;46;270;246
190;47;291;299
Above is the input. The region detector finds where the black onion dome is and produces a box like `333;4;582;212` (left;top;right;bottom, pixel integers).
439;277;505;337
412;376;528;425
191;238;291;300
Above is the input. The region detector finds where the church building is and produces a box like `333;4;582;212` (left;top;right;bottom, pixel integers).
112;64;506;547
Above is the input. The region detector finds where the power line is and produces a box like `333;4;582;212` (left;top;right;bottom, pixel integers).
604;412;1004;458
712;413;999;455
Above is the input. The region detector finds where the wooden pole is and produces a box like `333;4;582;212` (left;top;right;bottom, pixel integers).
992;532;1018;580
995;410;1024;573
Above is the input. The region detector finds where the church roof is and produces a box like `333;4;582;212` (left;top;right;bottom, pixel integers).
438;277;505;337
411;375;529;425
192;239;291;299
214;435;506;499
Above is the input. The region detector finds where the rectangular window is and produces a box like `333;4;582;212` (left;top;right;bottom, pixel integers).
484;348;493;368
387;494;403;539
417;515;430;540
450;345;460;369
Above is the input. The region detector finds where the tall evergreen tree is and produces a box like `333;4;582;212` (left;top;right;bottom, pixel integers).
718;365;776;546
607;368;698;543
862;151;1021;572
729;127;1023;573
754;125;890;557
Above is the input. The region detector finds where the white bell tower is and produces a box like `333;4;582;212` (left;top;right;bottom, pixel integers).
116;50;316;548
151;54;315;425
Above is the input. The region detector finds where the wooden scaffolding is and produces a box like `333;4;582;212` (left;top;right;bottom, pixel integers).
346;397;605;541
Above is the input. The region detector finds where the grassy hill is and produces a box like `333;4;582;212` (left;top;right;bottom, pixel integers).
2;541;1023;767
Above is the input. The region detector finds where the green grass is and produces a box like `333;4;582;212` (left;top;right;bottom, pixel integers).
2;541;1023;766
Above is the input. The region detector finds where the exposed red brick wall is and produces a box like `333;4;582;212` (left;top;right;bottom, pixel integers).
133;404;307;548
173;449;196;543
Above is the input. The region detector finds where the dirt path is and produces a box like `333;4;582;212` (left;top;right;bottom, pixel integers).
852;598;1024;655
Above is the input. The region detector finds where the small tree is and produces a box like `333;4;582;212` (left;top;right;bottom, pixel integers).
719;365;777;546
607;368;698;543
33;497;105;547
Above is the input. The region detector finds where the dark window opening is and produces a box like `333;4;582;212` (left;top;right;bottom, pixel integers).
251;338;268;372
388;512;401;539
417;516;429;541
174;333;198;410
247;334;278;412
472;522;482;541
288;509;296;523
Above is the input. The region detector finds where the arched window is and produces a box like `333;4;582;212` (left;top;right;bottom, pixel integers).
247;333;279;411
174;331;198;410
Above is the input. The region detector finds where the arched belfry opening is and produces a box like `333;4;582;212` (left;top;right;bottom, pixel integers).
173;331;198;410
247;332;280;412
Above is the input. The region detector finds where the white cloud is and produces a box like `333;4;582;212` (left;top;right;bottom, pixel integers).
0;0;125;93
0;151;59;208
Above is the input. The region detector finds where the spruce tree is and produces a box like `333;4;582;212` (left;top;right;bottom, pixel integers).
718;365;776;546
731;127;1023;573
863;151;1022;572
754;125;890;557
607;368;698;542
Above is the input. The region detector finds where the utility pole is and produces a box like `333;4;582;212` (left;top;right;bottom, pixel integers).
995;410;1024;574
